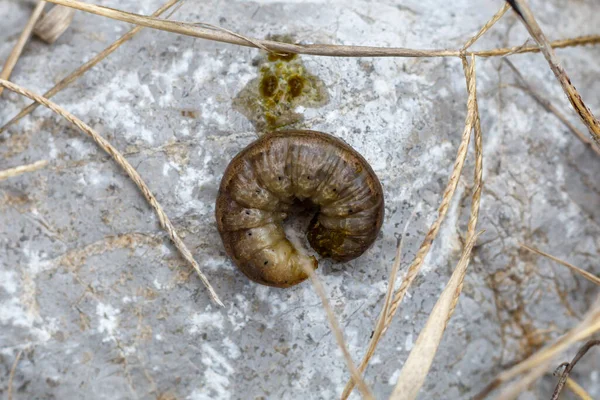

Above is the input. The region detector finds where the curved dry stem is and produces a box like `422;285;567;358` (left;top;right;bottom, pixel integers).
340;203;417;399
0;1;46;96
520;244;600;286
0;159;48;181
462;3;510;51
300;264;375;400
7;349;24;400
551;340;600;400
504;59;600;156
0;0;181;134
43;0;600;59
507;0;600;146
0;78;223;306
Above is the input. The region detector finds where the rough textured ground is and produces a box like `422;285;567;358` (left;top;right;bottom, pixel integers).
1;0;599;399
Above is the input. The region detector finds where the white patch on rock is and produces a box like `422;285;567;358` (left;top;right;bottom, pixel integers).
0;246;57;343
226;294;250;331
388;368;401;385
222;337;241;359
63;70;156;145
68;138;96;158
187;343;234;399
404;333;414;351
193;57;224;85
0;270;18;294
80;163;110;187
178;166;212;213
189;311;224;333
153;278;162;290
96;303;120;342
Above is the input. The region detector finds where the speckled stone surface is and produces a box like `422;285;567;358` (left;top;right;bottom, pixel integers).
1;1;600;399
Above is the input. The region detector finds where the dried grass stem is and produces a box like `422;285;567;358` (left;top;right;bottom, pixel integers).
0;78;223;306
0;1;47;96
0;159;48;181
0;0;181;134
43;0;599;59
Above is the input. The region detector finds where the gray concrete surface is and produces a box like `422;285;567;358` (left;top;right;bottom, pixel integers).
1;0;600;399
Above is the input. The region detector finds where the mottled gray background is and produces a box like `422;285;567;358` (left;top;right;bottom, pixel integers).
1;0;599;399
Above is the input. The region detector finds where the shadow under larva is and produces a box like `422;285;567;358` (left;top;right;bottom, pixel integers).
215;130;385;287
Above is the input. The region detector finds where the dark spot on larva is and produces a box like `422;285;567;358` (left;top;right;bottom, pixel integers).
278;176;282;181
245;211;250;215
264;260;268;265
248;232;252;236
255;189;260;194
307;175;311;180
287;75;305;98
260;75;278;97
332;188;337;192
348;209;353;213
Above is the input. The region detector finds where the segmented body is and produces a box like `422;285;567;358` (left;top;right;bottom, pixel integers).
216;130;384;287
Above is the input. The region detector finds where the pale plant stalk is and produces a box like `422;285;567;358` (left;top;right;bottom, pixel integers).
0;79;223;306
390;231;478;400
0;160;48;181
474;296;600;400
381;59;477;343
0;1;46;96
341;204;417;398
565;378;593;400
494;363;550;400
343;7;500;396
389;55;483;400
341;55;478;399
42;0;600;59
300;264;375;400
0;0;181;134
7;349;24;400
389;232;482;400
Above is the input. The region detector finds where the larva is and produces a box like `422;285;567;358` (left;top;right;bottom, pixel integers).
216;130;384;288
